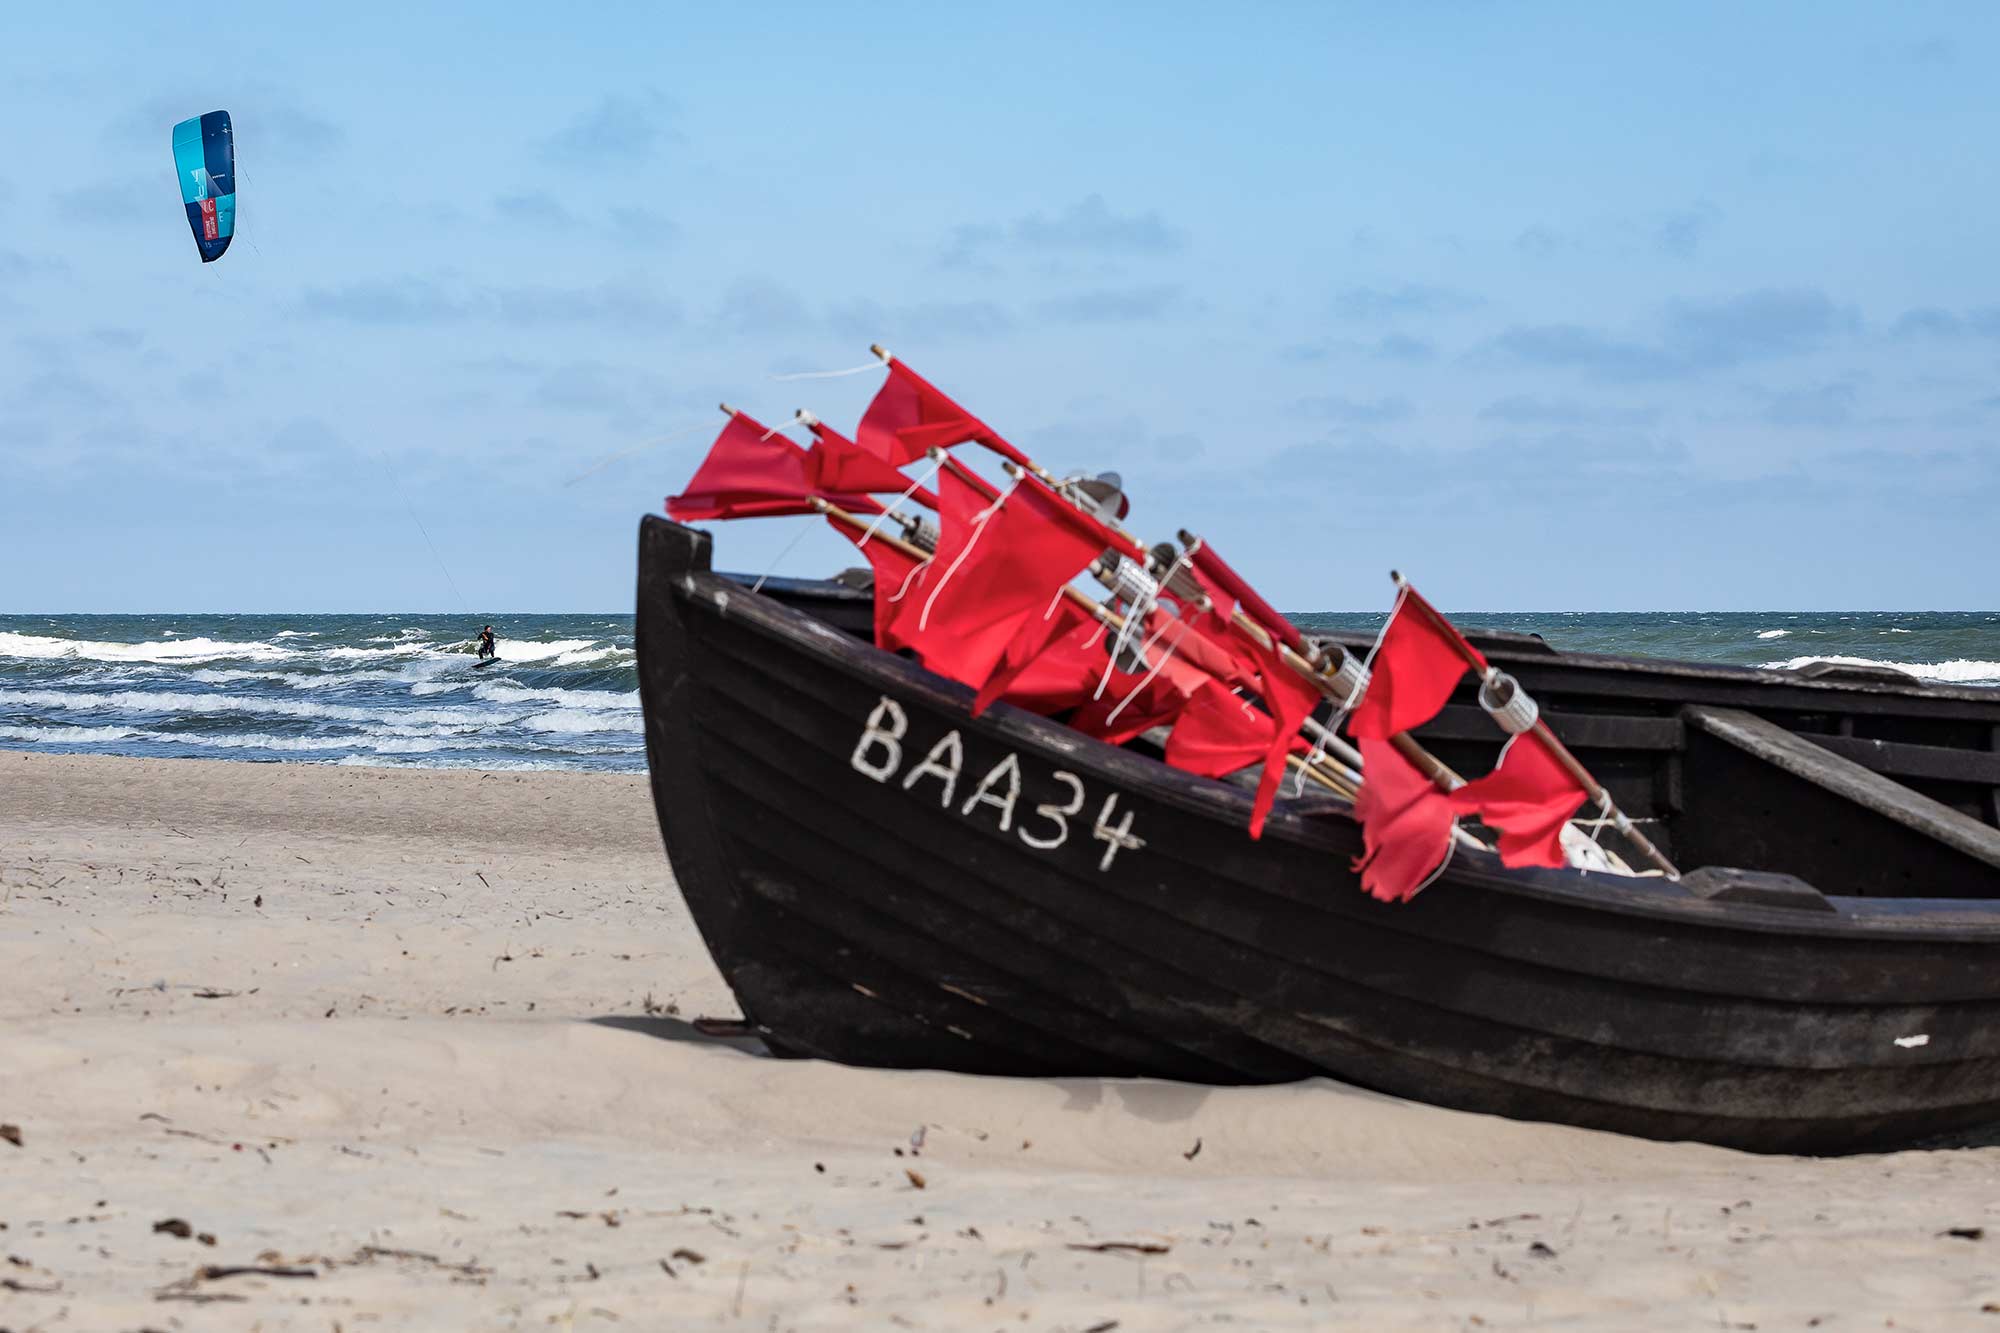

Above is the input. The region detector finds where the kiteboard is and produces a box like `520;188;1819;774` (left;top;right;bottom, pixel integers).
474;656;503;669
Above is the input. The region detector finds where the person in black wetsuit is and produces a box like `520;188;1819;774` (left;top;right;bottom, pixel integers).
476;625;497;660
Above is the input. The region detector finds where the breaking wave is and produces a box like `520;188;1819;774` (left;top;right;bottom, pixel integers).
1760;655;2000;684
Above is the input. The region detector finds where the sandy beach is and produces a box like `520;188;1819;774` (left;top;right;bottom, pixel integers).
3;749;1999;1329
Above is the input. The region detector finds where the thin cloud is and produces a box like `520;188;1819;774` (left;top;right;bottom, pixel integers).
1476;288;1855;381
941;194;1184;268
1332;283;1482;321
542;93;676;164
1034;283;1186;325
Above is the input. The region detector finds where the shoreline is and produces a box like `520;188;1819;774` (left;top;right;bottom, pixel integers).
6;749;2000;1326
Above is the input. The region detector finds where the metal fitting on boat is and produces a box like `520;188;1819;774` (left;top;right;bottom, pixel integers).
1108;555;1160;609
1478;669;1540;735
1331;651;1370;704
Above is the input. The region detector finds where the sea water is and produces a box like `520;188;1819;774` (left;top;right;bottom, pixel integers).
3;611;1998;772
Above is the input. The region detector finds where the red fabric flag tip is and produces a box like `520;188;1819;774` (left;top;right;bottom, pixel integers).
1187;539;1304;652
1351;737;1457;902
1345;585;1486;742
883;469;1114;691
856;359;992;467
1448;733;1590;870
805;422;925;498
824;516;932;650
1165;680;1276;779
1244;626;1322;839
1069;647;1207;746
972;598;1102;717
667;412;880;521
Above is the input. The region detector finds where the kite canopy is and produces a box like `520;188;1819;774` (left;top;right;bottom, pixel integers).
171;111;235;262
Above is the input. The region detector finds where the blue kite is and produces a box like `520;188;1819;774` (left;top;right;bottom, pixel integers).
172;111;235;262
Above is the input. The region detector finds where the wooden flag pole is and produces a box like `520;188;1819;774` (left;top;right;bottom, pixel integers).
1388;574;1680;879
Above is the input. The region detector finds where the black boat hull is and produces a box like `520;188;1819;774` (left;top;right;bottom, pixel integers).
639;516;2000;1154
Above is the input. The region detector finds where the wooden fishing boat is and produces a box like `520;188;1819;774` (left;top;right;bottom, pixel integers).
639;515;2000;1155
755;571;2000;852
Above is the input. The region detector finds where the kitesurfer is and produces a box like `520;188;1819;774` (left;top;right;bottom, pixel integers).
476;625;497;660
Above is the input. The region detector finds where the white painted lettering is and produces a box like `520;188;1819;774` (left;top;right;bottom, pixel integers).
850;696;907;783
1019;771;1086;851
1091;793;1145;871
901;731;965;807
961;753;1023;831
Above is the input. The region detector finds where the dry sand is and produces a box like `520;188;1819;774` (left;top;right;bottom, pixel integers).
5;748;2000;1330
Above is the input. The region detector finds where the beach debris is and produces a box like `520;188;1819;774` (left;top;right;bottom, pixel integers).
2;1275;62;1293
1942;1227;1986;1241
152;1218;193;1239
1183;1137;1202;1160
1896;1033;1930;1048
1067;1241;1170;1255
0;1123;20;1148
1527;1241;1558;1259
198;1264;316;1280
909;1125;926;1152
903;1168;926;1189
1085;1321;1121;1333
670;1247;705;1265
191;988;241;999
814;1162;825;1173
253;894;262;907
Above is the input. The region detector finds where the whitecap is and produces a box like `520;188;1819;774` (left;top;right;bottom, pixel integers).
1761;655;2000;685
0;722;140;744
0;633;298;664
1755;629;1790;640
522;707;642;735
0;687;514;727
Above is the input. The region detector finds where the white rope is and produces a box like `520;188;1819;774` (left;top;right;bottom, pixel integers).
1288;727;1332;798
749;520;816;595
562;418;713;486
857;457;943;548
918;478;1019;631
1101;617;1192;727
769;361;888;381
759;411;806;442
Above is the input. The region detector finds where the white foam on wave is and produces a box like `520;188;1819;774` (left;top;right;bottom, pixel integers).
0;687;511;727
272;630;320;639
0;722;140;744
472;682;639;711
521;707;643;735
0;633;297;664
1755;629;1790;640
1761;655;2000;684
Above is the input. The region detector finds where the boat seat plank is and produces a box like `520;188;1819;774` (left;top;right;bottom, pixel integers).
1683;706;2000;874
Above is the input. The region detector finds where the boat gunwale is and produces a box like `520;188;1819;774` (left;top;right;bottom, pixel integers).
683;557;2000;940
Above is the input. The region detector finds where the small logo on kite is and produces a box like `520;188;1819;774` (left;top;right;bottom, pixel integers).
188;167;209;201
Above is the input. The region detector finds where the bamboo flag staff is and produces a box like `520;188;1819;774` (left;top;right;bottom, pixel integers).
1384;572;1681;880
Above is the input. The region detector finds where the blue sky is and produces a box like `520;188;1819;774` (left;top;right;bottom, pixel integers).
3;2;1996;611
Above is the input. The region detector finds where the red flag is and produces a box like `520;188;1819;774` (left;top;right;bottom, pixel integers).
1070;649;1207;745
825;517;931;649
1186;538;1306;653
1345;585;1485;741
1244;628;1322;839
667;412;879;521
882;469;1113;689
1448;734;1589;869
1161;558;1267;692
972;598;1102;717
805;421;931;499
1351;737;1457;902
1165;680;1277;778
856;358;997;467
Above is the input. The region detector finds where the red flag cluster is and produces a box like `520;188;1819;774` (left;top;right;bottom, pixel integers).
1344;585;1589;902
661;351;1610;904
